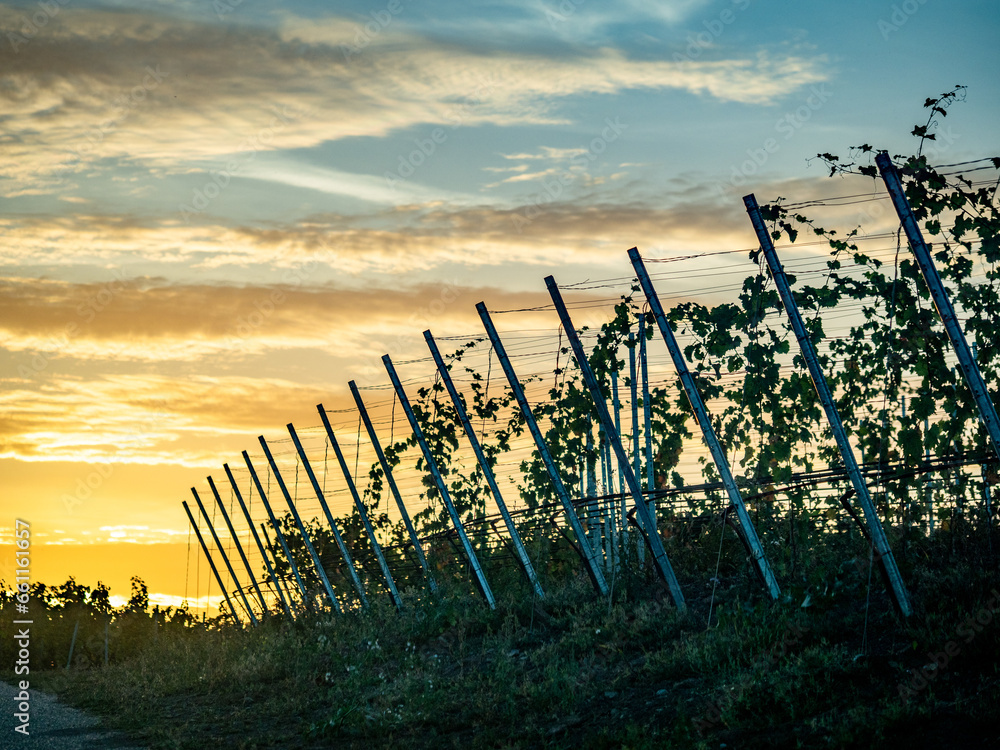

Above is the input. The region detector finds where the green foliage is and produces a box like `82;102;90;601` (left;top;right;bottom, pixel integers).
251;89;996;657
0;576;198;670
16;531;1000;749
6;92;1000;749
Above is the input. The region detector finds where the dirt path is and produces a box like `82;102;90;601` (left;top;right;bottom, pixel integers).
1;680;144;749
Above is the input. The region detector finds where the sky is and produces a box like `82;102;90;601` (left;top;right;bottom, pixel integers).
1;0;998;613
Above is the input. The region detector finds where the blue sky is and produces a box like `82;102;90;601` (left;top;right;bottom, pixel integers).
0;0;997;604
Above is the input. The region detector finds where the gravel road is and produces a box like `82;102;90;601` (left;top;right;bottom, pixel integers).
1;680;145;749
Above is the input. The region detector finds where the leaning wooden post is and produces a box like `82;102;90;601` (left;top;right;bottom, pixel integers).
611;365;626;499
223;464;293;619
477;302;610;596
206;477;269;617
876;152;1000;465
424;329;546;599
242;451;311;609
629;247;781;600
628;332;644;563
382;354;496;609
744;193;912;618
639;314;656;520
628;333;641;485
260;522;299;607
65;618;80;670
258;437;342;613
191;488;259;626
303;417;399;610
182;500;240;624
287;424;370;609
346;384;438;593
585;416;598;544
545;276;685;608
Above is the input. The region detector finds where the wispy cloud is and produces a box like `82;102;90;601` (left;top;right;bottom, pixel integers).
0;7;829;195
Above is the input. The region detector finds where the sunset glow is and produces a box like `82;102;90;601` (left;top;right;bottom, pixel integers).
1;0;997;616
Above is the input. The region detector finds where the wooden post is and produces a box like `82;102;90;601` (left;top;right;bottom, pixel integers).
242;451;311;609
477;302;610;597
65;619;80;670
346;384;438;593
424;330;545;599
190;489;258;626
207;476;269;617
545;276;685;608
629;247;780;600
639;313;656;522
876;152;1000;466
286;423;370;609
586;416;597;547
744;192;911;618
258;437;342;613
260;522;299;607
223;464;293;619
306;417;400;610
382;354;496;609
629;332;644;564
182;501;240;624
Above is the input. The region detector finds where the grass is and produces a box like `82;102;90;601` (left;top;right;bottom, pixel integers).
8;525;1000;749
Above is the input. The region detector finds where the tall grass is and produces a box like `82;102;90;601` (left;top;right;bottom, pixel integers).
6;520;997;749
